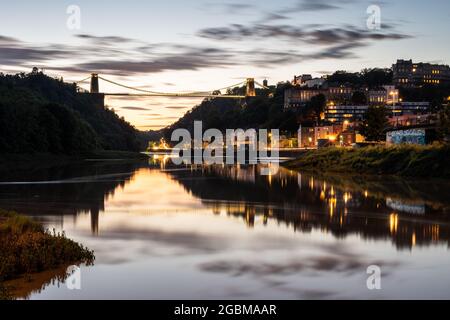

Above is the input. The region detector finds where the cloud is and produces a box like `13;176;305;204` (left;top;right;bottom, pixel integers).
0;35;20;44
165;106;190;110
258;12;290;23
0;46;71;65
196;21;411;64
279;0;355;13
205;2;255;14
74;47;234;75
0;34;235;75
1;16;411;77
75;34;137;46
198;23;410;44
119;106;150;111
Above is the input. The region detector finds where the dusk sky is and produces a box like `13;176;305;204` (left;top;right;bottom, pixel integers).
1;0;449;130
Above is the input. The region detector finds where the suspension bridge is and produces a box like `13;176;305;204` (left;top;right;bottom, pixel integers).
75;73;269;99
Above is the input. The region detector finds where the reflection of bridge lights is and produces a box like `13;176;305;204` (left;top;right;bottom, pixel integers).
389;213;399;234
412;232;416;247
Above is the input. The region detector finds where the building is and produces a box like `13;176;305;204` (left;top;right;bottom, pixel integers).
392;59;450;87
327;85;354;104
325;105;369;124
284;88;326;108
368;85;399;105
298;126;316;148
389;102;430;116
387;113;434;128
298;125;343;148
302;78;326;88
284;85;355;109
292;74;312;86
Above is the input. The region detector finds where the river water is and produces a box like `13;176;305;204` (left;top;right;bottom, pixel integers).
1;155;450;300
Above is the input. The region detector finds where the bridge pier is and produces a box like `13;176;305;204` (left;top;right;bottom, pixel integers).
90;73;99;94
246;78;256;97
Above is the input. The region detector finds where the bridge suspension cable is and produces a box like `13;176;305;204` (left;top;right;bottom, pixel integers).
74;76;92;84
74;74;267;98
96;76;247;97
254;81;270;90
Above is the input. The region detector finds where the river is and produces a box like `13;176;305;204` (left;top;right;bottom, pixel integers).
1;155;450;299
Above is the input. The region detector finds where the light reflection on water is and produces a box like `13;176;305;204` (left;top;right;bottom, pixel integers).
1;157;450;300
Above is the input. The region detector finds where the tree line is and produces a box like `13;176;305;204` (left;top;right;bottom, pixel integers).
0;69;143;155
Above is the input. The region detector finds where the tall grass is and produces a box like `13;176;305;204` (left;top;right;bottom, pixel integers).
0;210;95;284
285;144;450;178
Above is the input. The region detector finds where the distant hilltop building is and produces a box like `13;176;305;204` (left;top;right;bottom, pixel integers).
392;59;450;87
292;74;326;88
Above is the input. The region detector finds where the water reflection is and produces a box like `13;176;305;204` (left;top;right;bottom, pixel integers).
1;157;450;299
0;161;141;234
164;163;450;250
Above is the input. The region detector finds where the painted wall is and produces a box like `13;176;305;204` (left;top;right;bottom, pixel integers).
386;128;426;145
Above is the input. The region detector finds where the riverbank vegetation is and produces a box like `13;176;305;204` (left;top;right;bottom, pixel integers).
0;210;94;289
284;144;450;178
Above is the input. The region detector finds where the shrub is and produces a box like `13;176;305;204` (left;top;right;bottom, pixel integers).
0;210;95;282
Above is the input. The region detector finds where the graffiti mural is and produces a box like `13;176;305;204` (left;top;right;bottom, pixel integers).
386;129;426;145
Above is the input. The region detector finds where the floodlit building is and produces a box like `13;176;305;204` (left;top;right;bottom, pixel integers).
368;85;399;105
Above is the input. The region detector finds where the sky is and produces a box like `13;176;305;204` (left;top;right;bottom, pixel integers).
1;0;449;130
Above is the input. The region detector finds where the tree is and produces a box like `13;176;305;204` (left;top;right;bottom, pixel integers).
360;68;393;88
437;106;450;143
351;91;367;105
309;94;327;124
0;70;141;154
359;106;389;141
327;71;360;85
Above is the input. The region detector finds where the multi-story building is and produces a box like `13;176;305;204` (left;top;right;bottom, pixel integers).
325;105;369;124
368;85;399;105
298;124;343;148
392;59;450;87
284;88;326;108
284;86;355;109
388;102;430;116
327;86;354;104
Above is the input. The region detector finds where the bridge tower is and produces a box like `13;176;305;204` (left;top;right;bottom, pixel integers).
90;73;99;93
246;78;256;97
